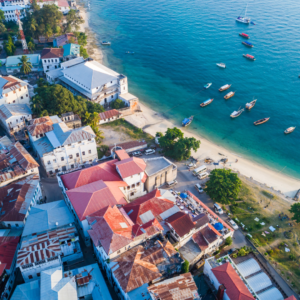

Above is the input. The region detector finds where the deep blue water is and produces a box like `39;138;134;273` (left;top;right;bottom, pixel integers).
85;0;300;179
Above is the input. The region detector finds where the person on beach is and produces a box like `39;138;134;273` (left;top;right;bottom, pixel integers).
236;159;238;163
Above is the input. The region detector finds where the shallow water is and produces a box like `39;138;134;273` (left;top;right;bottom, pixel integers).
87;0;300;179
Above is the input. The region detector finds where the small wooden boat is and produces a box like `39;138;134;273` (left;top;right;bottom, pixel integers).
245;99;257;110
254;117;270;125
219;84;231;92
284;127;296;134
101;41;111;45
182;116;193;127
239;33;250;39
125;51;135;54
243;54;255;61
242;41;253;47
204;83;212;89
224;91;235;100
230;108;244;118
200;98;213;107
216;63;226;68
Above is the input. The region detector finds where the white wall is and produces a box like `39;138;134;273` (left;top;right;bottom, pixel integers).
42;58;61;73
0;84;30;105
2;113;32;134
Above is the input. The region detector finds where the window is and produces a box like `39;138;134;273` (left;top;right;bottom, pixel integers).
40;134;43;137
36;135;38;138
76;153;79;157
28;275;33;279
53;159;56;162
131;184;135;188
130;192;134;196
137;182;140;186
127;186;130;190
26;94;28;97
61;157;64;161
88;149;91;154
13;100;15;103
47;161;50;165
55;169;59;173
8;286;11;292
16;119;18;123
62;166;67;171
71;164;74;168
111;95;113;98
37;273;40;277
21;96;23;99
82;151;85;155
19;88;21;91
117;250;120;254
16;224;19;227
69;155;73;159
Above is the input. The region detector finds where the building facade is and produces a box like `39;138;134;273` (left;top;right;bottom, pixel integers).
6;54;43;75
0;5;26;22
41;48;64;73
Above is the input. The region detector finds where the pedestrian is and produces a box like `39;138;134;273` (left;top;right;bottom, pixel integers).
236;159;238;163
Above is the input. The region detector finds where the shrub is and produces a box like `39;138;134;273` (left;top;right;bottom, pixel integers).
289;253;296;261
181;260;189;273
261;190;274;199
111;98;126;109
232;253;237;258
225;237;233;246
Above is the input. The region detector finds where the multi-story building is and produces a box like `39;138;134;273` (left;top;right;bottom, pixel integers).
53;33;77;47
0;104;32;135
41;48;64;73
60;111;82;129
0;174;42;228
0;5;26;22
27;115;97;176
34;0;70;14
0;75;31;105
6;54;43;75
17;224;82;282
0;137;39;187
63;43;80;60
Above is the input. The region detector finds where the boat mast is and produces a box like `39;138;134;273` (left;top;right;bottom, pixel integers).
245;3;248;17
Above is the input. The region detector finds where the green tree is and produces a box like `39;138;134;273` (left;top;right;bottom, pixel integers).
64;9;83;32
204;169;241;204
18;55;33;74
0;10;5;22
290;203;300;223
111;98;125;109
27;41;35;53
181;260;189;273
91;124;104;144
3;35;16;56
74;32;87;46
80;46;88;59
225;237;233;246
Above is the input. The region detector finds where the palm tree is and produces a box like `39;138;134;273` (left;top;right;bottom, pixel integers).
30;96;43;116
91;125;104;144
18;55;32;74
90;112;100;127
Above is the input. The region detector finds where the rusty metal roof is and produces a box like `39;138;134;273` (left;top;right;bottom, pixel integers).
165;212;195;238
41;48;64;59
99;109;121;121
148;273;200;300
27;116;54;136
0;236;20;272
115;157;146;178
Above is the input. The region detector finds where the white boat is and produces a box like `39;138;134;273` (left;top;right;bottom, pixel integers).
204;83;212;89
217;63;226;68
101;41;111;45
284;127;296;134
236;4;251;24
230;108;244;118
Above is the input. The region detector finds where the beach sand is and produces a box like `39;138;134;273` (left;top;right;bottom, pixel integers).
125;102;299;199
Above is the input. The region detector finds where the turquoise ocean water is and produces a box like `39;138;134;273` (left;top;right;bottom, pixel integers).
85;0;300;179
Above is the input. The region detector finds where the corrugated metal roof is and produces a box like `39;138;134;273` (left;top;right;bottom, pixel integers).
236;258;261;278
0;104;31;120
10;277;40;300
0;236;20;272
257;287;284;300
99;109;121;121
115;157;146;178
41;48;64;59
27;116;54;136
247;272;272;293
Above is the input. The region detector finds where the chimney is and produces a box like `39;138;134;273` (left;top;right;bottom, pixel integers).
217;284;225;300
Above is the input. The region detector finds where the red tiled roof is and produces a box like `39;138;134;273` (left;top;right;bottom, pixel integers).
123;189;175;224
115;157;146;178
165;212;195;237
61;159;121;190
99;109;121;121
41;48;64;59
212;263;255;300
192;224;220;251
66;180;127;221
0;236;20;272
285;297;297;300
187;191;234;232
132;218;163;236
141;173;147;183
115;149;130;161
57;0;69;7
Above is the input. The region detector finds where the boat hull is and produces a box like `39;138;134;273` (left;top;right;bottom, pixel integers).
284;128;295;134
200;99;213;107
224;92;235;100
242;42;253;47
254;118;270;125
239;33;250;39
236;18;250;24
243;54;255;61
245;100;257;110
217;64;226;68
219;84;231;92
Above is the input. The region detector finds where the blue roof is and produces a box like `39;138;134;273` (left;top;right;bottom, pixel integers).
10;280;40;300
62;43;80;57
33;136;54;157
182;118;190;125
244;41;252;45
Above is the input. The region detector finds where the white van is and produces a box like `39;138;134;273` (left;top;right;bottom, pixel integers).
192;165;207;176
145;149;155;155
198;172;209;180
214;203;223;214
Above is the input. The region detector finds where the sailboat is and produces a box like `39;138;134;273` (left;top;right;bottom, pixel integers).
236;4;251;24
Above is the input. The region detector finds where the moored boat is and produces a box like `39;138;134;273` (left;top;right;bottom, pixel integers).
200;98;213;107
254;117;270;125
242;41;253;47
243;54;255;60
204;83;212;89
219;84;231;92
284;127;296;134
245;99;257;110
230;108;244;118
125;51;135;54
224;91;235;100
239;33;250;39
101;41;111;45
182;116;193;127
217;63;226;68
236;4;251;24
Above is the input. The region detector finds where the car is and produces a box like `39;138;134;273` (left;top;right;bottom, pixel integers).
194;183;204;193
166;180;178;188
132;151;142;157
197;172;209;180
145;149;156;155
228;248;237;255
213;203;223;214
228;219;239;230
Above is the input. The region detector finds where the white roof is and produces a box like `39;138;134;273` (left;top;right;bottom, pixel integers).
247;272;272;293
10;280;40;300
62;60;120;90
257;287;284;300
0;104;32;120
61;57;85;68
236;258;261;277
0;5;26;11
159;189;177;203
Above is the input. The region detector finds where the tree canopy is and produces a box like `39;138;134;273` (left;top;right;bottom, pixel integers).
158;127;200;161
111;99;126;109
18;55;32;74
289;203;300;223
204;169;242;204
63;9;84;33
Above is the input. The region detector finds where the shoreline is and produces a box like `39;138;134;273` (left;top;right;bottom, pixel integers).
125;102;300;199
75;1;299;199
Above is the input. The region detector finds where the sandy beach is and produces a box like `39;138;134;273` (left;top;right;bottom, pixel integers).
125;102;300;199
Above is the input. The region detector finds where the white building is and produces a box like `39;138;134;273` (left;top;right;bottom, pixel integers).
34;0;70;14
27;116;97;176
0;174;42;228
0;5;26;22
41;48;64;73
0;137;39;187
99;109;121;124
0;104;32;135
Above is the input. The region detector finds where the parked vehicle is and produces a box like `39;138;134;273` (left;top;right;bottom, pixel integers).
145;149;156;155
214;203;223;214
228;248;237;255
228;219;239;230
195;183;204;193
166;180;178;188
192;165;207;176
198;172;209;180
132;151;142;157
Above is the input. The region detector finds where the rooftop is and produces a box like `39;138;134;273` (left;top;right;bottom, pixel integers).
41;48;64;59
60;57;85;68
10;279;40;300
148;272;200;300
27;116;59;136
144;157;174;176
62;43;80;57
0;174;40;223
0;75;28;95
165;211;195;237
0;236;20;273
54;33;77;47
22;200;74;237
0;104;31;120
115;157;147;178
6;54;41;66
109;140;147;152
115;149;130;161
99;109;121;121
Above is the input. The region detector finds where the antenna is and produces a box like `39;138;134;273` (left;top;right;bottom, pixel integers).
15;9;29;54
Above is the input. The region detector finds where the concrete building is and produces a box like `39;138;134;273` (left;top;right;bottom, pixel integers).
0;75;31;106
27;116;97;176
63;43;80;60
60;111;82;129
0;5;26;22
34;0;70;14
109;140;148;156
6;54;43;75
99;109;121;124
0;174;42;228
0;104;32;135
41;48;64;73
0;137;39;187
53;33;77;47
17;224;82;282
